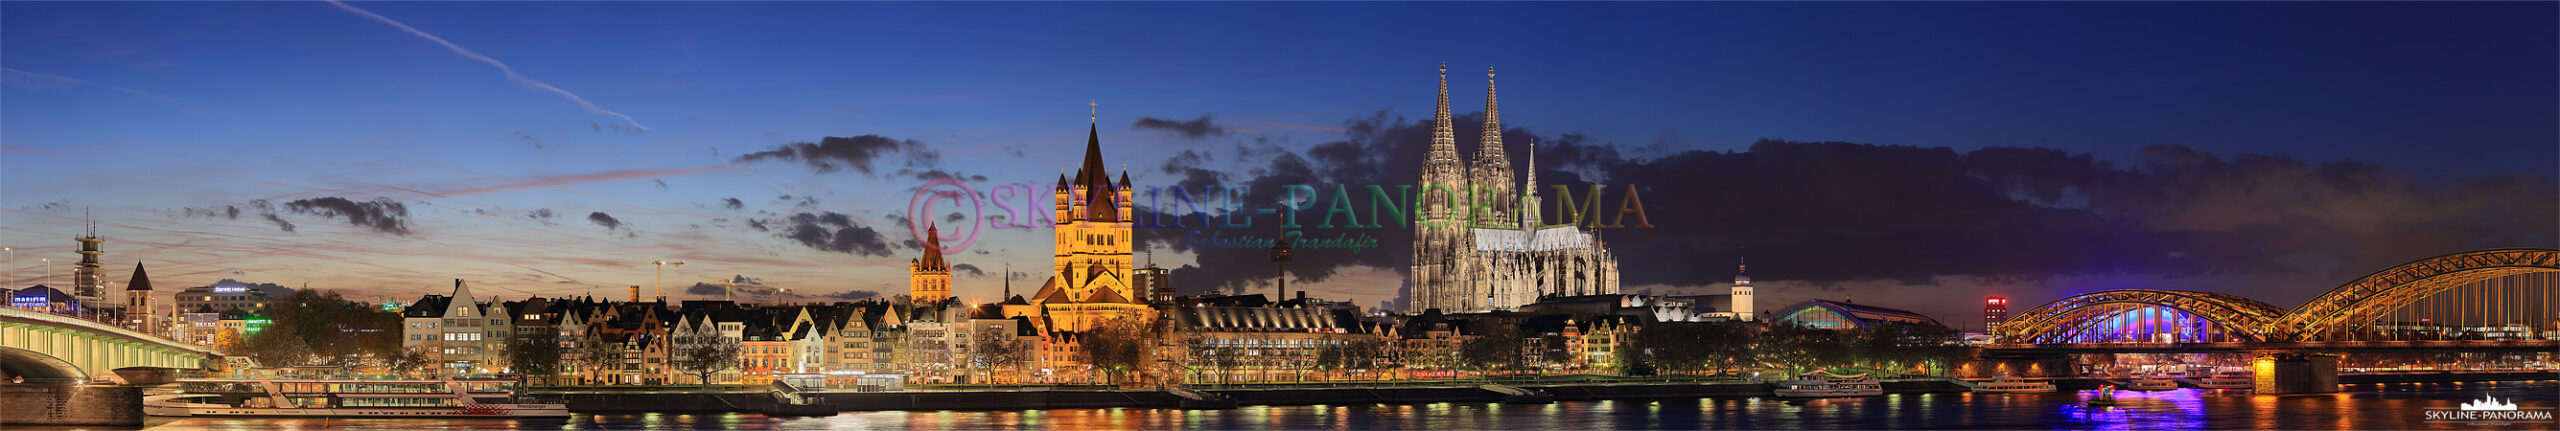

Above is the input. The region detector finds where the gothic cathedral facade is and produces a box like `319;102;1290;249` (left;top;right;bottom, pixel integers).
1412;65;1622;313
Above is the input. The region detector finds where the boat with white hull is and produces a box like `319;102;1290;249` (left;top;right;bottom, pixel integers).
2123;375;2181;391
1968;376;2057;394
1772;371;1884;398
145;378;568;418
2187;370;2252;390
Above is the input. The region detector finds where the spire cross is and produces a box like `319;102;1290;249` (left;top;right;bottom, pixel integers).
1090;99;1098;122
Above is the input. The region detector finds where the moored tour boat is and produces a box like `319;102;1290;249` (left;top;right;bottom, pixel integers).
1772;371;1884;398
144;378;569;418
2191;369;2252;389
1969;376;2057;394
2124;375;2180;391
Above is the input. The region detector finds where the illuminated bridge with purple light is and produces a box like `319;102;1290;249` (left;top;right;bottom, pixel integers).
1994;248;2560;346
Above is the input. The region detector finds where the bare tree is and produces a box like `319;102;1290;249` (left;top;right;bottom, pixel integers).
1077;317;1158;385
504;331;563;385
670;334;742;386
573;333;625;385
971;325;1026;384
386;346;436;378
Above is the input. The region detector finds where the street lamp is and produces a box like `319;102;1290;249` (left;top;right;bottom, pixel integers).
4;247;12;288
654;260;684;302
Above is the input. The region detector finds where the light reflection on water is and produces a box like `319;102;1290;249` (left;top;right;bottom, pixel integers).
115;381;2555;430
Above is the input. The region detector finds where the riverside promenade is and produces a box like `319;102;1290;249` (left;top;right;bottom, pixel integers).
532;371;2559;413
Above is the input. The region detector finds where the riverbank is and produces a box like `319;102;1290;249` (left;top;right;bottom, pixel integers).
535;378;2028;412
530;371;2559;413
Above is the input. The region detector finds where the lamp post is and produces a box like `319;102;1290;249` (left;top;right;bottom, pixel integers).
654;260;684;302
4;246;12;288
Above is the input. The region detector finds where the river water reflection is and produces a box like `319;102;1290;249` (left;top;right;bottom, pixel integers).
123;381;2554;430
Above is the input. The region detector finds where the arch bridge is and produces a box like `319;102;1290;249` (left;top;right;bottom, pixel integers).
0;308;215;383
1995;248;2560;343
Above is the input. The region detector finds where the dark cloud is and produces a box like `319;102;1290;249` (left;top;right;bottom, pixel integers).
722;198;745;210
526;209;556;219
1144;110;1449;295
514;131;540;150
772;195;820;208
261;213;296;232
905;169;989;182
280;197;410;235
682;282;726;296
183;205;244;220
1132;114;1230;139
951;263;987;278
653;179;669;189
682;275;772;297
587;212;623;230
758;211;897;257
1148;110;2558;311
732;135;941;176
825;290;882;301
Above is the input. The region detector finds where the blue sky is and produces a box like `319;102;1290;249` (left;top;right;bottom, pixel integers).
3;2;2551;319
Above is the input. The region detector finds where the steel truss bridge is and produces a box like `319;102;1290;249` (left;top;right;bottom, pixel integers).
1994;248;2560;344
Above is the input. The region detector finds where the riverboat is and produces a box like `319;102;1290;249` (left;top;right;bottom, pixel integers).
1772;371;1884;398
1969;376;2057;393
143;378;569;418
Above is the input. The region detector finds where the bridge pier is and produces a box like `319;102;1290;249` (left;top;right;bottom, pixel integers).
2252;353;2338;394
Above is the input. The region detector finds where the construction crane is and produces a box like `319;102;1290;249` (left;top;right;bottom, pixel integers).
697;275;793;305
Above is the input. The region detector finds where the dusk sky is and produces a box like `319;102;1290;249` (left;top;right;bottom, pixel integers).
3;2;2552;324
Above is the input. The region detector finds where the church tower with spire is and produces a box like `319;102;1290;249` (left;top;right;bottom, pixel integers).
1031;107;1149;332
125;262;157;333
1413;63;1477;313
909;223;952;303
1467;67;1515;228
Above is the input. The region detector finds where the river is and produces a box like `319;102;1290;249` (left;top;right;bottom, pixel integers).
117;381;2557;430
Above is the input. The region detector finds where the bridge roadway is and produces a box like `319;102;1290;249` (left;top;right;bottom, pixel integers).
0;308;215;382
1980;340;2559;357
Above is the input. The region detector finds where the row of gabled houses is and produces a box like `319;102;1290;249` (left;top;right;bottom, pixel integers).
391;278;1731;386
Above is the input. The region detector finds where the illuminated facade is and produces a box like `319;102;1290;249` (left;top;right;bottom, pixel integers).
1029;121;1151;333
1773;299;1945;330
1412;65;1621;313
172;279;292;313
124;262;157;334
909;223;952;303
1983;295;2009;331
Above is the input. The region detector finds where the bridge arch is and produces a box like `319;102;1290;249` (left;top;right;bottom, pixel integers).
2278;248;2560;341
1996;289;2290;343
0;346;88;383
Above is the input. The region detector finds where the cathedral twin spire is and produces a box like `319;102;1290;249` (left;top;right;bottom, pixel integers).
1423;63;1517;228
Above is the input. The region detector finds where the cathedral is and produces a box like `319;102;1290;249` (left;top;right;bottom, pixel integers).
1024;119;1153;332
1411;65;1622;313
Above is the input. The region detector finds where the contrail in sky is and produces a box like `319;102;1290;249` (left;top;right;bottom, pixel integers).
1;67;165;98
324;0;650;132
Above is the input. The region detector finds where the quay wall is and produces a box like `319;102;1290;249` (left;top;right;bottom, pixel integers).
0;384;144;426
538;372;2556;413
551;390;1188;412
